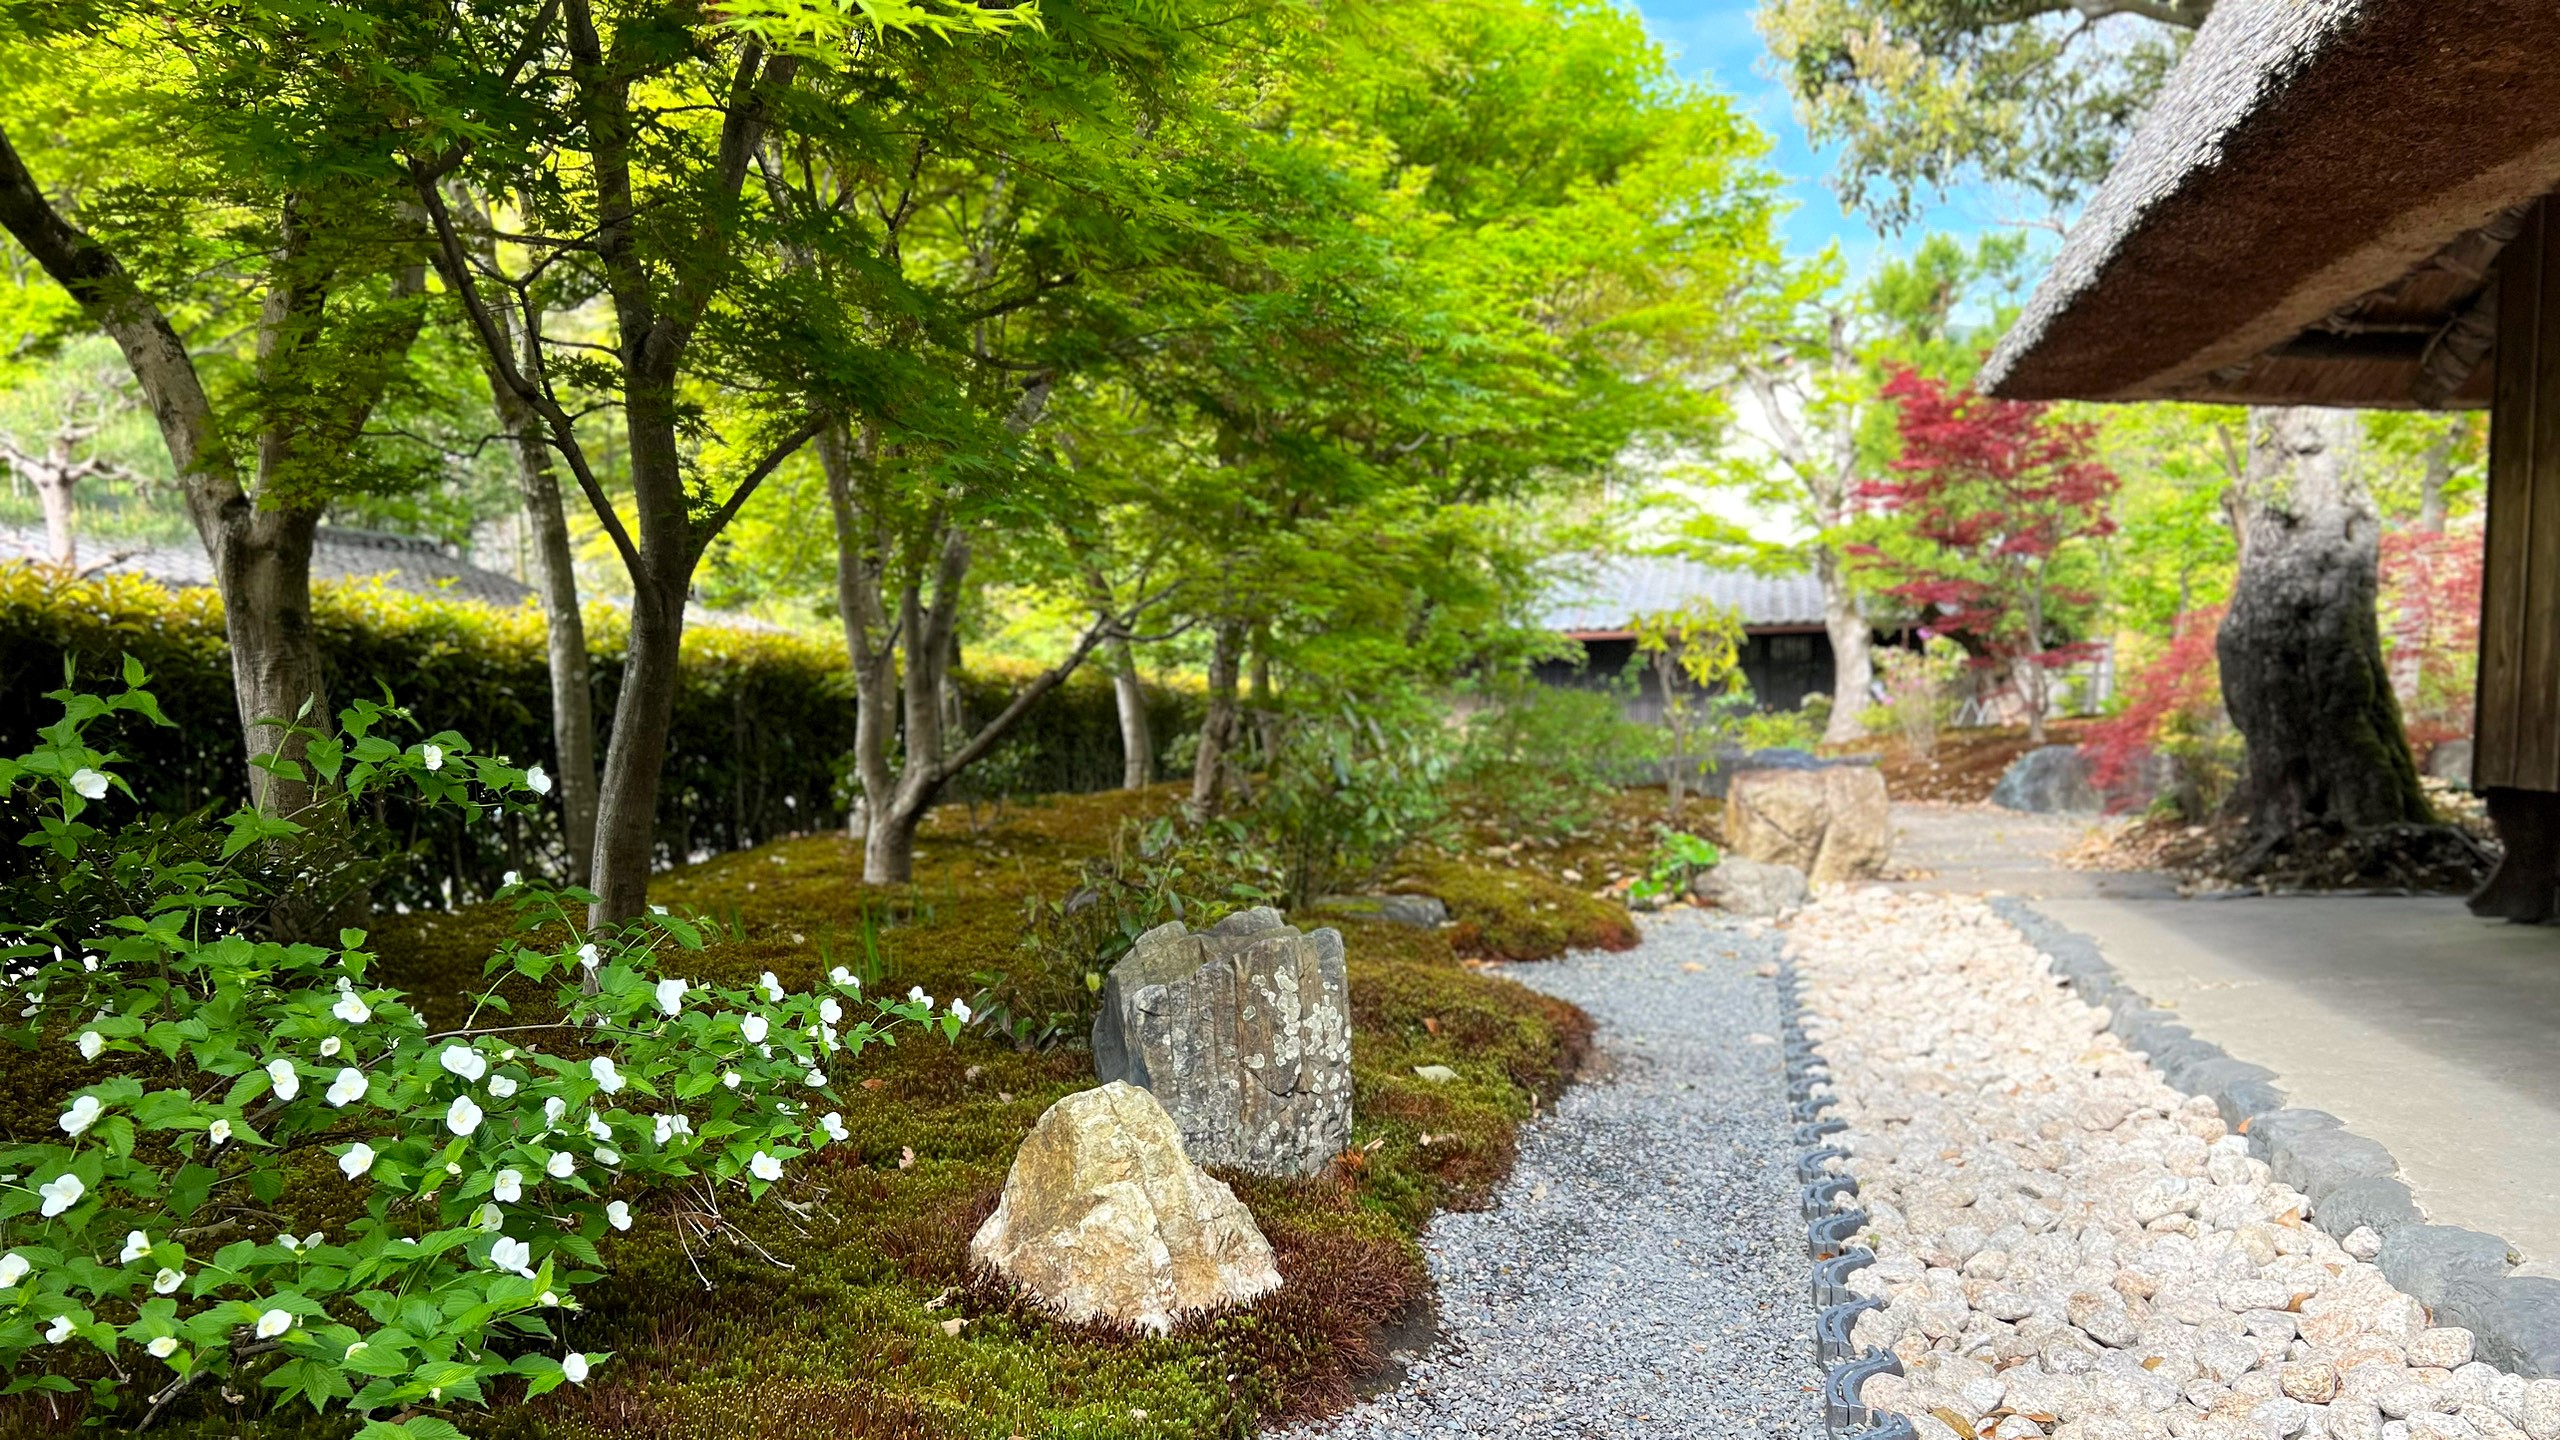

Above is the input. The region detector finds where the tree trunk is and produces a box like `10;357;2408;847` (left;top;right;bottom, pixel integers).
1816;547;1872;745
33;466;75;568
1111;636;1153;789
1247;629;1279;762
2416;414;2460;534
484;320;599;886
590;569;686;920
1190;619;1246;816
2217;407;2430;843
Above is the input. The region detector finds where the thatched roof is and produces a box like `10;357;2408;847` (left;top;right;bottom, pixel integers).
1982;0;2560;410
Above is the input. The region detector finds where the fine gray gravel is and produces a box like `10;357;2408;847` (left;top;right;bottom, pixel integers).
1287;910;1822;1440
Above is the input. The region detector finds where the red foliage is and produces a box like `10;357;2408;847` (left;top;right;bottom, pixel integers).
2081;605;2224;793
1854;368;2121;691
2378;522;2484;749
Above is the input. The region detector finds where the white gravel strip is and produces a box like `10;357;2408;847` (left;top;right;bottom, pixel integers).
1289;910;1822;1439
1789;889;2560;1440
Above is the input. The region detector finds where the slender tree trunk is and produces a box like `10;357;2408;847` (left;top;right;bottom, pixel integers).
2217;407;2430;844
2023;579;2049;745
484;318;599;885
2417;415;2460;534
1247;629;1279;762
33;467;75;567
1815;547;1871;745
1190;618;1246;816
1110;636;1152;789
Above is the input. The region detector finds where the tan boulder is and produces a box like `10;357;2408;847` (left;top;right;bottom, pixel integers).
1724;765;1891;886
970;1081;1281;1332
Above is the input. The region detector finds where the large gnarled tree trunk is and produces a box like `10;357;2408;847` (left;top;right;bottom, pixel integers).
2217;407;2430;847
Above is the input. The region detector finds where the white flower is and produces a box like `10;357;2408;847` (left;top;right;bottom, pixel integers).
742;1013;769;1044
502;869;522;887
595;1146;620;1165
121;1230;151;1263
759;971;784;1002
339;1143;374;1179
488;1074;518;1098
326;1067;367;1106
332;992;371;1025
722;1071;740;1090
153;1266;183;1294
579;1113;607;1143
653;977;687;1016
207;1118;231;1147
649;904;668;915
820;1112;848;1143
266;1057;300;1100
344;1341;368;1359
546;1151;574;1179
951;998;973;1025
69;767;109;800
446;1095;484;1136
562;1352;590;1384
255;1308;291;1340
820;1025;838;1053
0;1253;27;1287
589;1056;623;1094
606;1200;632;1231
44;1314;72;1344
37;1173;83;1216
420;744;444;772
77;1030;102;1061
492;1169;523;1202
59;1095;100;1135
576;943;600;969
489;1236;533;1277
525;764;552;796
819;998;843;1025
748;1150;784;1182
439;1044;488;1081
278;1232;300;1252
539;1290;559;1307
475;1202;503;1232
830;966;855;988
147;1336;178;1359
805;1067;827;1087
320;1036;342;1058
907;986;928;1006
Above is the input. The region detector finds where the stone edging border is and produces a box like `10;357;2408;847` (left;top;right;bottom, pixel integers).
1986;896;2560;1380
1776;955;1916;1439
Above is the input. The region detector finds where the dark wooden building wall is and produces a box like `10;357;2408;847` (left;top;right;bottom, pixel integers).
1532;630;1838;723
2480;199;2560;792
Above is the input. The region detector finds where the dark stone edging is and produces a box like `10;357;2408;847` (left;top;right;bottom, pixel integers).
1988;897;2560;1378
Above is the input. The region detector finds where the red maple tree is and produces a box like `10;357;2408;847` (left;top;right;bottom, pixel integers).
2378;521;2485;750
1854;367;2120;742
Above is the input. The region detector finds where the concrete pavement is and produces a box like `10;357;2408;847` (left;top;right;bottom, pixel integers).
1886;803;2560;1277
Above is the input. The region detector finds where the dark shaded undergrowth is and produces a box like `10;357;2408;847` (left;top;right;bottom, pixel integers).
4;784;1602;1440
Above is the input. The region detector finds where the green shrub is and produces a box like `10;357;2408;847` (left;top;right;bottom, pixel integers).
1252;704;1455;910
1454;682;1660;841
0;568;1201;908
0;670;962;1435
1627;829;1720;907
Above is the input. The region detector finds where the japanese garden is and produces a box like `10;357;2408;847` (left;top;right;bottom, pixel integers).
3;1;2559;1438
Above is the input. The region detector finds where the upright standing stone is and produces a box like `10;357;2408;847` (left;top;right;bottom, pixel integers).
1725;765;1892;886
1091;907;1352;1178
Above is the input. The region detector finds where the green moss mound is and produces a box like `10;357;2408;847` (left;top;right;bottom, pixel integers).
3;785;1605;1439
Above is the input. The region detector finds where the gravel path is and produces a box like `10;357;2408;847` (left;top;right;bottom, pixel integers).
1290;910;1823;1439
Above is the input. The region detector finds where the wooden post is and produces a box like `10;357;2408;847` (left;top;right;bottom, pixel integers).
2471;197;2560;921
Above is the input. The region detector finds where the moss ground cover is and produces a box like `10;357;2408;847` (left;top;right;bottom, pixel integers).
2;784;1606;1439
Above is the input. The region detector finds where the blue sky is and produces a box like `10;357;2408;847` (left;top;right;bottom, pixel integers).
1629;0;1998;279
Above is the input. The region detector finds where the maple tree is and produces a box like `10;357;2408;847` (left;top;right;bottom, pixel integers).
2378;521;2486;752
1854;367;2119;743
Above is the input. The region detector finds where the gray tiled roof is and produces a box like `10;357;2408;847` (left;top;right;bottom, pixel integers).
1535;555;1825;633
4;523;535;608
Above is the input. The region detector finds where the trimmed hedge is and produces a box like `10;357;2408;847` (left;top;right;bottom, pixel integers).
0;566;1199;907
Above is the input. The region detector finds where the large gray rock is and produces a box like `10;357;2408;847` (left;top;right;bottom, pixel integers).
1315;893;1447;928
1091;907;1352;1178
970;1082;1281;1332
1725;764;1892;886
1690;858;1810;917
1991;745;2103;814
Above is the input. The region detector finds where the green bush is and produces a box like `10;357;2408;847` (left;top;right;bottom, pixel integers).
1454;682;1660;840
0;569;1200;908
0;671;960;1434
1253;703;1456;909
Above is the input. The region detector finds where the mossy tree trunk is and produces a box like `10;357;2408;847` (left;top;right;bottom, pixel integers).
2217;407;2430;845
1190;618;1246;817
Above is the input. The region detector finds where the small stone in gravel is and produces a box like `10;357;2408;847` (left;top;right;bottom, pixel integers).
2411;1328;2476;1369
2523;1378;2560;1439
2347;1225;2385;1260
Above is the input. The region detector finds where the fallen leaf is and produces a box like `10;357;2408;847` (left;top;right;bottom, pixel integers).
939;1317;964;1337
898;1146;916;1170
2142;1356;2164;1371
1681;962;1705;973
964;1065;984;1082
862;1078;885;1092
998;1091;1014;1104
1929;1407;1978;1439
923;1287;956;1312
1422;1016;1442;1036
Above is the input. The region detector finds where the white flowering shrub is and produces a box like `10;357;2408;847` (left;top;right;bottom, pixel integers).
0;665;959;1435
